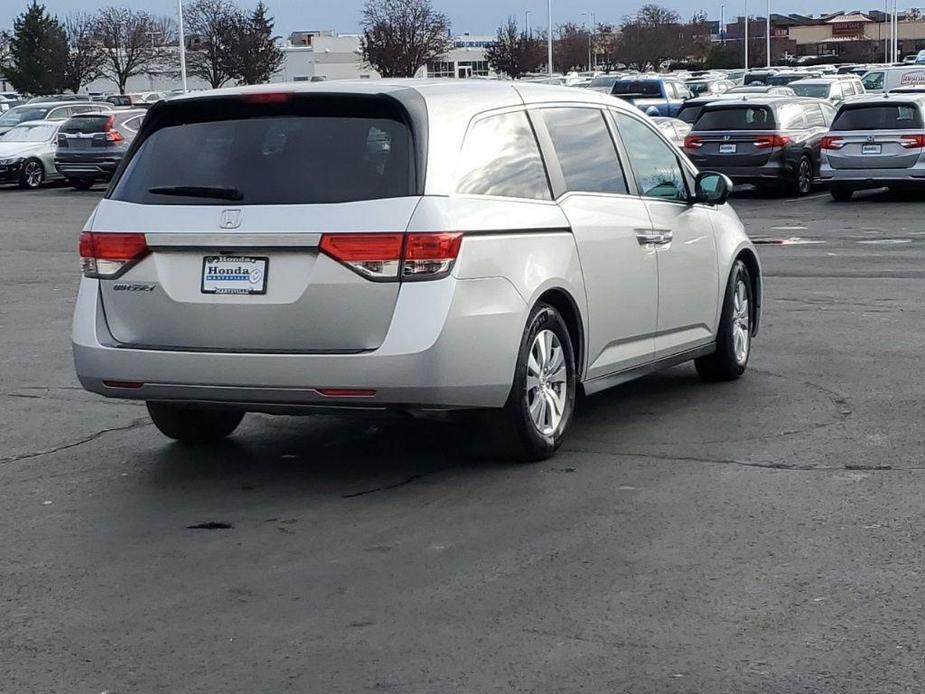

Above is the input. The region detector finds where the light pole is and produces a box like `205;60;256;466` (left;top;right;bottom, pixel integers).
547;0;553;76
744;0;749;70
525;9;531;37
582;11;595;70
177;0;188;93
721;4;726;44
765;0;771;67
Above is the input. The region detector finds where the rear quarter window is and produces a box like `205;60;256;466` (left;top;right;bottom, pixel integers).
832;104;924;130
111;98;416;205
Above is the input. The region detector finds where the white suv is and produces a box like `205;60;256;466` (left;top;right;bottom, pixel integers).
72;81;761;461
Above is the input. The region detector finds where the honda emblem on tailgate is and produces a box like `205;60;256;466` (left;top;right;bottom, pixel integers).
220;209;242;229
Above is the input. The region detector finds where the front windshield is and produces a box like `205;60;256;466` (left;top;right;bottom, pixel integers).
1;123;56;142
588;76;618;88
688;82;711;95
0;107;49;127
790;84;830;98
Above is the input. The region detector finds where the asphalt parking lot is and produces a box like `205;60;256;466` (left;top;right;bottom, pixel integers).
4;183;925;693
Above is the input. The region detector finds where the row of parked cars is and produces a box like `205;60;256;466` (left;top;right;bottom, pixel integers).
0;99;144;189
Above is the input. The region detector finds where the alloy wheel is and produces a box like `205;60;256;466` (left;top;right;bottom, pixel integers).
798;158;811;195
23;161;43;188
732;278;750;365
525;329;568;436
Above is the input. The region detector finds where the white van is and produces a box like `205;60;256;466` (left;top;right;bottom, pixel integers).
861;66;925;93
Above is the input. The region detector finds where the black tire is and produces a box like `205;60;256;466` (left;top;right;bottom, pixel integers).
695;260;754;382
791;155;813;197
830;185;854;202
69;178;95;191
146;401;244;444
492;302;577;462
18;158;44;189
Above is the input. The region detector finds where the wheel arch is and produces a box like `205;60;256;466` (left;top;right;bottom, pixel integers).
734;248;762;336
535;287;585;378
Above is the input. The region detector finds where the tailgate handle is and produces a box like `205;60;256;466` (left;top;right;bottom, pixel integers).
145;232;321;248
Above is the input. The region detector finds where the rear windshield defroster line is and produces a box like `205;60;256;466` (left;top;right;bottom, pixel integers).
109;93;422;206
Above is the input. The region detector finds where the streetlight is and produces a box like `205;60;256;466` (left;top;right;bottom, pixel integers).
177;0;188;93
582;11;595;71
721;4;726;44
765;0;771;68
547;0;553;76
525;9;531;36
744;0;749;70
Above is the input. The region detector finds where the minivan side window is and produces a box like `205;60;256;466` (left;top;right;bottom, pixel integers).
804;103;826;128
613;112;688;203
536;108;628;195
455;111;551;201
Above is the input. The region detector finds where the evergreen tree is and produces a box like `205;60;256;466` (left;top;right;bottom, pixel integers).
5;1;67;96
222;2;283;85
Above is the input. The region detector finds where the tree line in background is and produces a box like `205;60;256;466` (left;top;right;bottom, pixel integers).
0;0;283;95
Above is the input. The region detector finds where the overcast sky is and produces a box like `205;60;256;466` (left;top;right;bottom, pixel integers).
1;0;869;35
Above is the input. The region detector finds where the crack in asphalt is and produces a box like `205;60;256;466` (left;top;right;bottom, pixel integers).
0;418;151;465
341;473;426;498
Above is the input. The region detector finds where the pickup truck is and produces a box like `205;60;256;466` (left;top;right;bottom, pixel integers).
608;78;693;118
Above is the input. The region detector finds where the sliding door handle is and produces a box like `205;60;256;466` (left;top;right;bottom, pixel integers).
635;229;673;246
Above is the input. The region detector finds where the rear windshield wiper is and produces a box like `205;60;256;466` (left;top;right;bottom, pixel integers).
147;185;243;201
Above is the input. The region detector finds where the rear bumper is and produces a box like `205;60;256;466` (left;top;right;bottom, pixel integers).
820;165;925;187
687;160;789;184
55;157;120;178
72;275;527;411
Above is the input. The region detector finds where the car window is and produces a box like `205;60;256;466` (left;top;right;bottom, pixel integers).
455;111;550;201
676;104;703;124
0;106;49;127
820;102;838;125
832;104;924;130
49;106;71;119
537;108;628;195
862;72;884;90
613;113;688;203
113;112;415;205
779;104;806;129
613;81;663;97
804;103;826;128
122;116;143;133
676;83;693;100
695;106;776;130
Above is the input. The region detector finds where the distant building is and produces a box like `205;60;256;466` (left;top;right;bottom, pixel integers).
421;34;494;79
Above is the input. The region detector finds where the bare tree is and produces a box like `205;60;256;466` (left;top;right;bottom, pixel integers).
94;7;173;95
616;4;684;69
183;0;237;88
484;17;544;79
554;23;590;72
221;2;282;85
360;0;452;78
63;13;104;94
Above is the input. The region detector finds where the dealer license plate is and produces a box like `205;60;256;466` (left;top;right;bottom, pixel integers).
201;256;268;295
862;144;882;155
719;143;737;154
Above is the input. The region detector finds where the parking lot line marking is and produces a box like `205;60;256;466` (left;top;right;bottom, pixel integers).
857;239;912;245
789;193;829;202
771;226;808;230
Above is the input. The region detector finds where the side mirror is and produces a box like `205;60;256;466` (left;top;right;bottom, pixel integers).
645;105;660;117
694;171;733;205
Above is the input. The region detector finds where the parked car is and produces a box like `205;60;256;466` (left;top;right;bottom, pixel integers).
820;94;925;200
0;120;64;189
861;65;925;92
609;78;694;117
586;75;621;93
788;76;865;103
0;101;112;136
106;92;165;109
683;97;838;195
675;93;763;125
72;81;761;461
743;70;779;86
651;116;691;146
767;71;822;86
726;85;796;96
55;110;146;190
686;78;734;97
25;94;87;104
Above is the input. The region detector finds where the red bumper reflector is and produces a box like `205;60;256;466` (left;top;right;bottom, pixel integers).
102;380;145;389
317;388;377;397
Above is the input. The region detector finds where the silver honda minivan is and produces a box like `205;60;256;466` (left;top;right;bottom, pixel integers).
72;81;762;461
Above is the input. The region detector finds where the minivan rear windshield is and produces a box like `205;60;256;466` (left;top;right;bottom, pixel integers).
61;115;111;134
694;106;776;130
831;104;923;130
612;81;662;96
111;97;416;205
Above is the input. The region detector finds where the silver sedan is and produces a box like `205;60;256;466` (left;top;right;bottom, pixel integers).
0;120;64;189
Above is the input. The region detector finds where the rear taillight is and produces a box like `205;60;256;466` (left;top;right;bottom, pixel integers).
683;135;703;150
821;136;845;150
319;232;464;282
754;134;792;149
900;133;925;148
101;115;123;142
79;232;149;279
